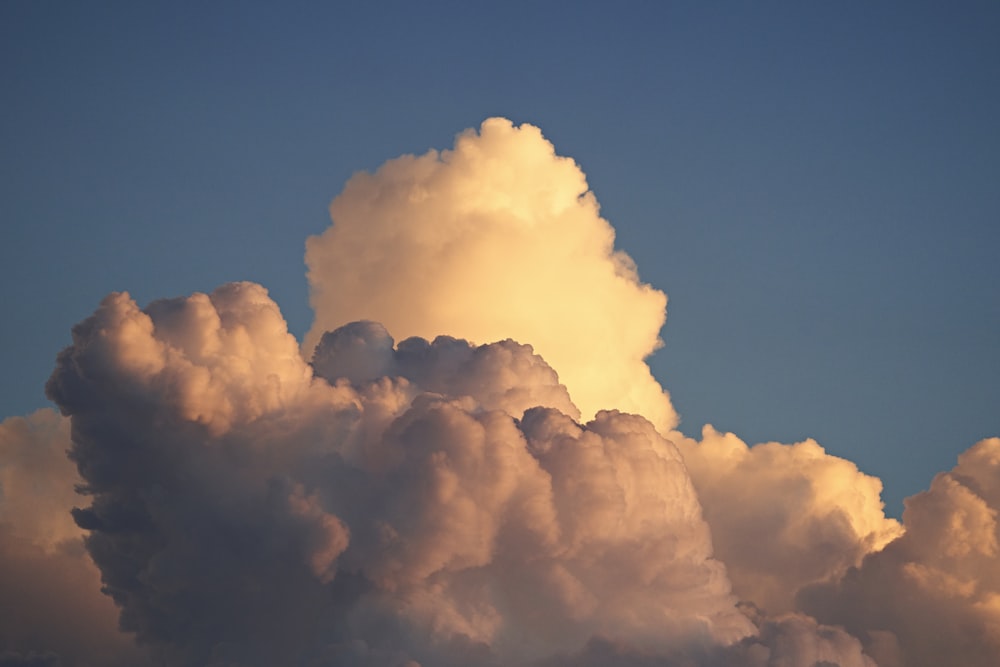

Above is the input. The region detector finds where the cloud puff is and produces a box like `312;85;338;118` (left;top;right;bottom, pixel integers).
45;284;758;666
671;425;902;614
799;437;1000;667
729;613;878;667
304;118;677;432
312;320;580;421
534;613;876;667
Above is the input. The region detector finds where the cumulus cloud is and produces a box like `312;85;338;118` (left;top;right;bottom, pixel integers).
799;437;1000;667
7;116;999;666
534;612;876;667
304;118;677;432
727;613;878;667
312;320;580;421
671;425;902;614
44;285;758;666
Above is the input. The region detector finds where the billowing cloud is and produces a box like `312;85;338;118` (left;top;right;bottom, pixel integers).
311;320;580;421
44;285;756;666
728;613;878;667
6;117;998;666
799;437;1000;667
304;118;677;432
534;612;877;667
672;426;902;614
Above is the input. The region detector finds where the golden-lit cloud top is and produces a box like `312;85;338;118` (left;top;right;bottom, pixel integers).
305;118;677;432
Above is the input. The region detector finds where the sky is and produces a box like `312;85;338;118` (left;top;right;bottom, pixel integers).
3;2;998;516
2;2;999;513
1;3;999;665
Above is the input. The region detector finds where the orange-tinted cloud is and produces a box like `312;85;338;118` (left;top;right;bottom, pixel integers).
0;410;146;666
800;438;1000;667
45;285;752;665
6;117;998;666
305;118;677;432
672;425;901;614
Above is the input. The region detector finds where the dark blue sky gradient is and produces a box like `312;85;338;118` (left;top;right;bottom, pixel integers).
2;2;998;514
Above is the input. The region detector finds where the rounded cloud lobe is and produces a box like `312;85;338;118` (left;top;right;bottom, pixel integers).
673;426;902;615
305;117;677;432
799;437;1000;667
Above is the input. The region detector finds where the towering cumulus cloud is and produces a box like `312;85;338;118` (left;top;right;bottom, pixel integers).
305;118;677;432
5;117;998;666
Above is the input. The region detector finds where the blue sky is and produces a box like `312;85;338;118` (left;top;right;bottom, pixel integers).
2;1;998;515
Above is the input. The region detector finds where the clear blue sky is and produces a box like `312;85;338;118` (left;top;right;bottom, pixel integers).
2;1;997;515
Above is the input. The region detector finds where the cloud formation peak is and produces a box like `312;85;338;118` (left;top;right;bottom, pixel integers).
305;118;677;432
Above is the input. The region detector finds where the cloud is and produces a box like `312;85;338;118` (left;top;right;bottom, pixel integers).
534;613;876;667
311;320;580;421
671;425;902;614
44;285;759;666
799;437;1000;667
304;118;677;432
8;116;999;666
0;409;79;552
0;409;146;666
728;613;878;667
